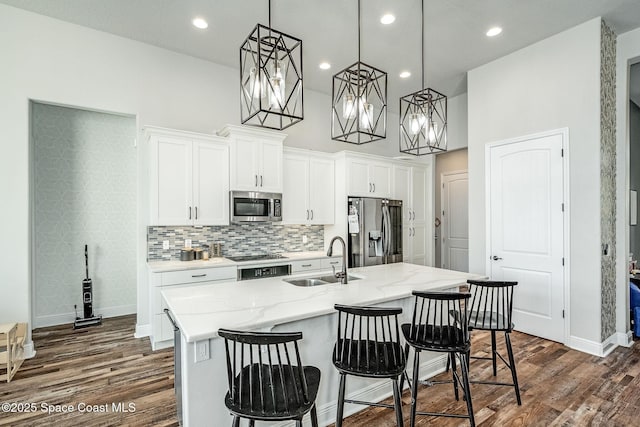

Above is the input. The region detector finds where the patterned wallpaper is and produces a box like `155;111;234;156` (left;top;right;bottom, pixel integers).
600;20;617;341
33;103;137;327
147;224;324;261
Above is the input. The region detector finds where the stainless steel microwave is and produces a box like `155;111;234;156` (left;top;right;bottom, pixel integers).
230;191;282;223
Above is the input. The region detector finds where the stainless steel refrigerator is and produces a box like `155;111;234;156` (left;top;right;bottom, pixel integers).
347;197;403;267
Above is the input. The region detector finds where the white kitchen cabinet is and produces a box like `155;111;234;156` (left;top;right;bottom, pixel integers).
393;163;431;266
147;126;229;226
218;125;286;193
283;150;334;224
346;155;391;197
149;265;237;349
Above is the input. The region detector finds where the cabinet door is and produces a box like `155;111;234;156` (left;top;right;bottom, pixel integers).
259;141;283;192
411;167;427;223
193;141;229;225
402;225;411;262
410;223;427;266
393;165;411;223
150;136;192;225
347;158;371;196
230;137;259;190
309;158;334;224
370;163;391;197
282;155;309;224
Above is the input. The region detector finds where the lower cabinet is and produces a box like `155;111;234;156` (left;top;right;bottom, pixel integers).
290;257;343;274
149;266;237;350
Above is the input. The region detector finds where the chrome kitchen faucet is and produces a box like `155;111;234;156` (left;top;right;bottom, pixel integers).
327;236;348;284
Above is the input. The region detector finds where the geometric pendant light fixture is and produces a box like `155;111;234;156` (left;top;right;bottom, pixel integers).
240;0;303;130
399;0;447;155
331;0;387;144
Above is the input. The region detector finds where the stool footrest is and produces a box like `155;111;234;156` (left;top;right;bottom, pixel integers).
414;410;472;420
344;398;396;410
470;379;515;387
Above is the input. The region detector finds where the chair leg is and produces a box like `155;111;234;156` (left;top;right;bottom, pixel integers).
249;421;255;427
445;351;451;372
505;332;522;405
336;373;347;427
491;331;497;376
295;420;302;427
310;403;319;427
410;350;420;427
459;352;476;427
399;343;410;391
450;352;459;401
232;415;240;427
392;378;404;427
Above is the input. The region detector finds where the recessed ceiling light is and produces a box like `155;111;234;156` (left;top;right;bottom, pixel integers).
399;71;411;78
486;26;502;37
192;17;208;29
319;62;331;70
380;14;396;25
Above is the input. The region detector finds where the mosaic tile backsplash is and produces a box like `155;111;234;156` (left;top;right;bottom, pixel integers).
147;224;324;261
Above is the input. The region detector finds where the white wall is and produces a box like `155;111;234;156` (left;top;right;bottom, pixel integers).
447;93;468;151
0;4;424;342
615;26;640;341
467;18;602;343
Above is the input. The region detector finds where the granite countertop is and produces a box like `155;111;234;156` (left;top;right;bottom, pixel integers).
162;263;485;343
148;251;341;273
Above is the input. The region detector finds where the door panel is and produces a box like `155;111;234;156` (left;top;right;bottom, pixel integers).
282;155;309;224
489;133;564;343
441;172;468;272
309;158;334;224
193;141;228;225
154;136;192;225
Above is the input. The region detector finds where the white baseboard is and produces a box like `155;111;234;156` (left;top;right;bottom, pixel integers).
567;333;619;357
34;304;136;328
134;323;151;338
273;354;448;427
615;331;634;348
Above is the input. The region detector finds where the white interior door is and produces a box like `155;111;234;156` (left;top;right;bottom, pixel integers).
441;171;468;272
488;132;565;343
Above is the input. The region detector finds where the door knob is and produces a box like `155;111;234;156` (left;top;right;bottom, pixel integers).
491;255;503;261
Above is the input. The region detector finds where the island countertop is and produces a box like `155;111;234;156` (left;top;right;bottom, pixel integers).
162;262;484;343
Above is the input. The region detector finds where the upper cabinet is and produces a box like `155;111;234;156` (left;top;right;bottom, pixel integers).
346;155;391;198
147;126;229;226
218;125;286;193
283;149;334;225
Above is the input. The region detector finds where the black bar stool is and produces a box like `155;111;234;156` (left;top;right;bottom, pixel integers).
401;291;474;427
333;304;406;427
466;280;522;405
218;328;321;427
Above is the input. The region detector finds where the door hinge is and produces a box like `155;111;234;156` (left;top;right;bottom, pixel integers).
561;203;564;212
442;210;445;216
562;309;565;318
442;183;445;188
561;148;564;157
562;257;565;266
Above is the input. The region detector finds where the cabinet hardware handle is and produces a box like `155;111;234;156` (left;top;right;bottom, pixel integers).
330;261;339;264
260;175;263;187
195;206;198;220
192;274;207;277
302;264;312;267
189;206;192;220
373;183;376;192
310;210;314;220
306;210;309;220
369;183;372;192
255;175;258;187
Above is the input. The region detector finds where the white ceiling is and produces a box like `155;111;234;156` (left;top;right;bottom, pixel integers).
3;0;640;108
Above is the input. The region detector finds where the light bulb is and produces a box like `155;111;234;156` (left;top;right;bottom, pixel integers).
428;121;439;144
247;67;265;100
268;61;286;110
343;93;356;120
360;102;373;130
409;112;426;136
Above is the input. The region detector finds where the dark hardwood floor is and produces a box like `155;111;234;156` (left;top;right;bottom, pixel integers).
1;315;640;426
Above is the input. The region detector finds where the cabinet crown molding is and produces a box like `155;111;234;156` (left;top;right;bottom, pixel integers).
217;124;287;142
143;125;227;144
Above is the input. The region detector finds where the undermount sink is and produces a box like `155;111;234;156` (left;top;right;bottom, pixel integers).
285;275;361;287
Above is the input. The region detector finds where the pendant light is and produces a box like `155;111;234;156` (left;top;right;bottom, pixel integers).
331;0;387;144
399;0;447;155
240;0;303;130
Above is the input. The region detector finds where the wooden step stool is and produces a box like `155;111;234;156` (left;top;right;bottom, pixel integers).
0;323;26;382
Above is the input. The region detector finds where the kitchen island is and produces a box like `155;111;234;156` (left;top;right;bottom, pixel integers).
162;262;484;426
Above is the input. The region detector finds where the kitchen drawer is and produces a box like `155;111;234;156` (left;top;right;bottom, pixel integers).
158;266;236;286
321;257;343;271
290;259;322;273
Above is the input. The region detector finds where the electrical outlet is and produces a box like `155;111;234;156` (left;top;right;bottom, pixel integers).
162;240;170;250
185;239;192;248
195;340;210;362
302;235;308;244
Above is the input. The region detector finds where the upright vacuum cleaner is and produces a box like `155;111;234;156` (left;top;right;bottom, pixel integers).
74;244;103;329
